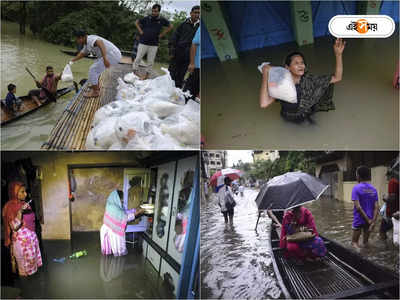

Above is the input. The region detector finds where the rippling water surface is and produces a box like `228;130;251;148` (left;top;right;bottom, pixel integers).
201;188;399;299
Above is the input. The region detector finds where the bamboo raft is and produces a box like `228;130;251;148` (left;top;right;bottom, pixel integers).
41;63;132;150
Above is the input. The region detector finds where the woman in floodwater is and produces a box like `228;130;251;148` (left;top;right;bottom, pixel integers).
2;182;42;276
259;38;346;123
100;190;144;256
280;206;327;262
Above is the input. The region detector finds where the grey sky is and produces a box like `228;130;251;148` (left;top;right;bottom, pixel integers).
227;151;253;167
163;0;200;14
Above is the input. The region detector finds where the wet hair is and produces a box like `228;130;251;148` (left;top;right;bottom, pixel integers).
73;29;87;38
46;66;53;71
356;166;370;181
8;83;16;92
152;4;161;11
191;5;200;12
284;51;306;67
224;177;232;185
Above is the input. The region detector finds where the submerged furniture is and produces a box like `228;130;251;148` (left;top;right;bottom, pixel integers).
141;154;199;298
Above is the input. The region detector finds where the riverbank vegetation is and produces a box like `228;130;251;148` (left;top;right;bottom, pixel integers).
1;1;188;63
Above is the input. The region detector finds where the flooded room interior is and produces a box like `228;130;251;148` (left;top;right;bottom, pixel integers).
1;151;199;299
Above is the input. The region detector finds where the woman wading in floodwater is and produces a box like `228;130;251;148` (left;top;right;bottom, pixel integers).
260;38;346;123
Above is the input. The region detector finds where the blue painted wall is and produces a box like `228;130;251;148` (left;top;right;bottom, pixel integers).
202;0;399;59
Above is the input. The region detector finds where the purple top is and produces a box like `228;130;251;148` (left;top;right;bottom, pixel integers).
352;182;378;227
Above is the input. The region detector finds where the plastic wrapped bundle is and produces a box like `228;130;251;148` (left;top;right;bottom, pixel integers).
114;112;152;144
116;78;135;100
92;101;131;127
123;72;139;84
147;68;176;98
146;100;183;119
268;67;297;103
61;64;73;82
161;115;199;147
126;135;153;150
258;63;297;103
86;117;119;149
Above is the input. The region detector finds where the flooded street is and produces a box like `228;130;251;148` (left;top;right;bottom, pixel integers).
201;187;399;299
201;34;399;150
201;188;282;299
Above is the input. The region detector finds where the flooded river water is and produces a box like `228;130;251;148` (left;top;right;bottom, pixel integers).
201;187;399;299
1;21;93;150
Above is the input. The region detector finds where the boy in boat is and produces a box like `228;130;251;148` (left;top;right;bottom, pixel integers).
5;84;22;113
70;30;122;98
351;166;379;249
29;66;61;105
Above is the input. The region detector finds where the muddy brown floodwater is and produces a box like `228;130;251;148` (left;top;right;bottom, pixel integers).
202;34;399;150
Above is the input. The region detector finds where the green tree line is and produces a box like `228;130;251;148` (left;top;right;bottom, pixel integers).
233;152;316;183
1;1;189;63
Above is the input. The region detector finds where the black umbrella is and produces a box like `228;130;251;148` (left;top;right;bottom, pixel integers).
254;171;329;229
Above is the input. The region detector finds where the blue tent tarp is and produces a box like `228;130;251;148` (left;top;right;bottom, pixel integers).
202;0;399;60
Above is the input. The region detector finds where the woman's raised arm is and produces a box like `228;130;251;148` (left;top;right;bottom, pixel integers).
330;38;346;84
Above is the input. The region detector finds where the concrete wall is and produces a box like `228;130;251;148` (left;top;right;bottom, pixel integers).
342;166;389;204
71;167;124;232
3;152;140;240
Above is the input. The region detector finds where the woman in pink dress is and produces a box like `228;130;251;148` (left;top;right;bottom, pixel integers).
100;190;144;256
280;206;327;261
2;181;42;276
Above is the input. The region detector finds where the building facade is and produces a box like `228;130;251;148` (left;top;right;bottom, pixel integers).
252;150;280;163
202;151;227;178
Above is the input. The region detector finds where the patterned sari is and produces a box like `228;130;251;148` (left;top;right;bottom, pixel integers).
100;190;136;256
280;206;327;259
280;73;335;122
2;182;42;276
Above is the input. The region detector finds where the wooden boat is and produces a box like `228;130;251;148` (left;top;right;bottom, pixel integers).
1;83;77;126
268;214;399;299
60;49;97;59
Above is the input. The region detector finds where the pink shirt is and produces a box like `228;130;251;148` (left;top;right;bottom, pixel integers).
23;211;36;232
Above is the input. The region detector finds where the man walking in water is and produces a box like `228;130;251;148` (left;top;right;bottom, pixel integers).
351;166;379;249
70;30;122;98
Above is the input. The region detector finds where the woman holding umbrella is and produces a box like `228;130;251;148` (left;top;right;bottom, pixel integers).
279;205;327;263
255;171;329;262
218;177;236;225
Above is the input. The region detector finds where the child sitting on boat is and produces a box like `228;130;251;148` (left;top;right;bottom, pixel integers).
5;84;22;113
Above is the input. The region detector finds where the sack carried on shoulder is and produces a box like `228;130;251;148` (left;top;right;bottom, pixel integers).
286;231;315;242
224;188;236;209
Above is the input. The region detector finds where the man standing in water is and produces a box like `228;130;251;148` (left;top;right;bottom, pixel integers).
133;4;173;75
379;166;399;241
351;166;379;249
168;5;200;88
70;30;122;98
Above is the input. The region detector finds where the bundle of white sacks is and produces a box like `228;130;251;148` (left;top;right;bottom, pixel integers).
86;68;200;150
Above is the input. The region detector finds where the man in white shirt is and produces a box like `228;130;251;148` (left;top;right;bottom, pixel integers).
70;30;122;98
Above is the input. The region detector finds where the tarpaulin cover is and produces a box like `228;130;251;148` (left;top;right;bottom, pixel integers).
202;0;399;59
